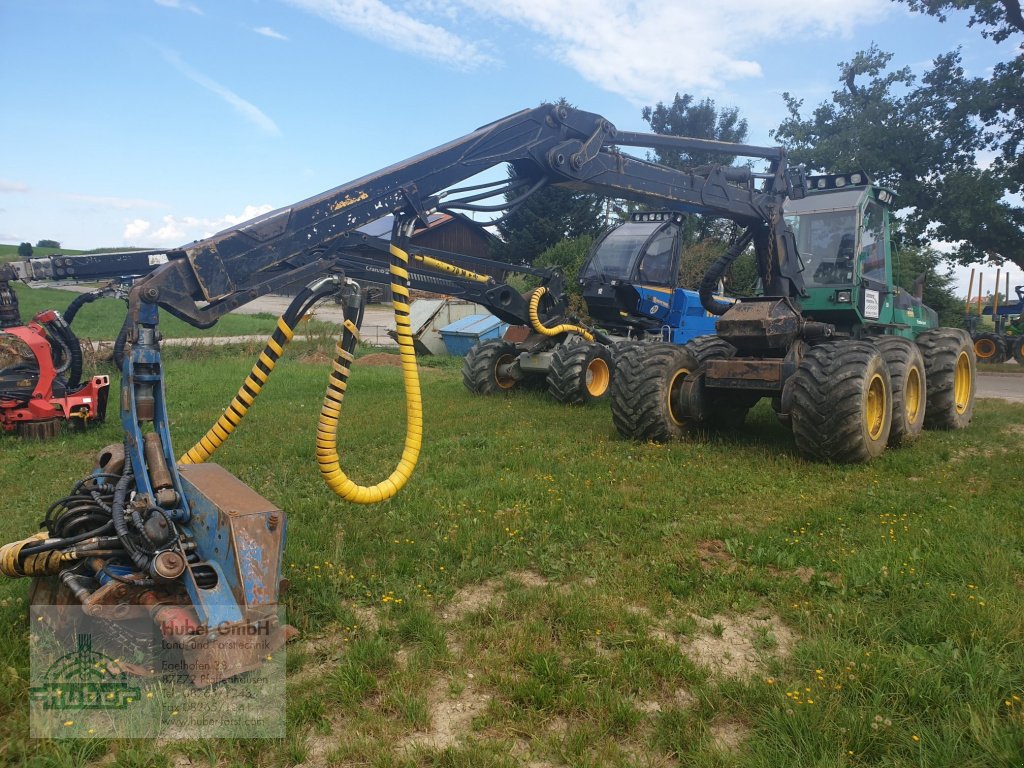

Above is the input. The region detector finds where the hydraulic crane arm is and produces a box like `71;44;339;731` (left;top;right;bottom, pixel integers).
134;103;806;327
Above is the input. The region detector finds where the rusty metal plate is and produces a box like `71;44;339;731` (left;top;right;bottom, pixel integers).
705;358;785;390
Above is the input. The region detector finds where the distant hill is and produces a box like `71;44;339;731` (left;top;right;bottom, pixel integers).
0;244;152;263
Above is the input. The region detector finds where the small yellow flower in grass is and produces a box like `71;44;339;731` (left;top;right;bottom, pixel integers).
87;728;95;735
765;677;775;685
63;720;73;727
595;629;601;636
265;654;273;662
912;735;920;742
146;691;154;699
171;710;179;717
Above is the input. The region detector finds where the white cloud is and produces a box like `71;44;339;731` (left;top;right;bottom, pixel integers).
159;48;281;136
124;204;275;246
154;0;204;15
0;179;30;193
254;25;289;40
285;0;493;70
457;0;891;103
123;219;152;242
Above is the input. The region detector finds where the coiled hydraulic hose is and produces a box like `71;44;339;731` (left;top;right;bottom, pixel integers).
179;280;336;464
699;227;754;316
528;287;594;342
315;243;422;504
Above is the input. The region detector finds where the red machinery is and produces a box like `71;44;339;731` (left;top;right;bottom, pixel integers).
0;312;110;439
1;251;166;438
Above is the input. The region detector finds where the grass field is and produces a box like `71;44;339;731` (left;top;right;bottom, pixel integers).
0;244;82;263
8;283;339;341
1;342;1023;767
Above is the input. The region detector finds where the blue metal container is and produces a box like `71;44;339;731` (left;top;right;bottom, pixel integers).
440;314;507;356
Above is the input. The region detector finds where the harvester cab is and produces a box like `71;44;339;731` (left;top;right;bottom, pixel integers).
579;211;718;343
786;173;936;335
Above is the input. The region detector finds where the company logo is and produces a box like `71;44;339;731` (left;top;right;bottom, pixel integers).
30;634;140;711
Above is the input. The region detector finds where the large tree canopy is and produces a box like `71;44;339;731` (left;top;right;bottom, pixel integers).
641;93;749;169
773;2;1023;270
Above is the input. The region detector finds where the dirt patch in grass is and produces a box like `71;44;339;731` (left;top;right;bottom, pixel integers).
359;352;403;367
399;678;490;751
441;570;550;621
710;718;749;751
696;539;738;573
766;564;816;584
652;611;797;679
349;603;381;632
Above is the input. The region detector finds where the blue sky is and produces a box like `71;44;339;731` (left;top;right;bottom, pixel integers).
1;0;1019;294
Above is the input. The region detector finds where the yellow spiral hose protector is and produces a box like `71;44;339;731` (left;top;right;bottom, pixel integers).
315;243;423;504
179;317;296;465
528;287;594;342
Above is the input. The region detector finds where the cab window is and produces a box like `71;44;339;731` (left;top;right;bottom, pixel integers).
637;229;675;285
858;201;886;284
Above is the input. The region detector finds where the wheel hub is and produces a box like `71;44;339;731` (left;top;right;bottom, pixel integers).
865;372;886;440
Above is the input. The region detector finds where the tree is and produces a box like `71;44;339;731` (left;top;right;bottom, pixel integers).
773;4;1023;269
899;0;1023;226
490;98;604;264
36;239;60;248
641;93;751;248
17;242;32;258
641;93;749;169
893;244;964;327
533;234;594;297
490;176;604;264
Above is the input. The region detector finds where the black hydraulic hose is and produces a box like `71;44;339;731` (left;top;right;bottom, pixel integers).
64;291;101;325
113;314;131;370
111;457;149;571
17;523;115;556
46;325;72;375
100;563;153;586
443;175;548;213
50;315;84;387
699;227;755;316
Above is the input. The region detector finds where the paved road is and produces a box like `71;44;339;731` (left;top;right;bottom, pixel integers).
231;295;398;347
977;371;1024;403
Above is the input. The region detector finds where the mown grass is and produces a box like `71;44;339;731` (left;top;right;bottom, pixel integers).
1;340;1023;767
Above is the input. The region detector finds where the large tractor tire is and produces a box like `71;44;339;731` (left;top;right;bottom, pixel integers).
789;340;893;463
917;328;975;430
684;335;736;363
546;341;613;404
873;336;927;447
608;339;640;370
682;335;754;429
1014;337;1024;367
610;343;700;442
462;339;520;395
973;332;1007;364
